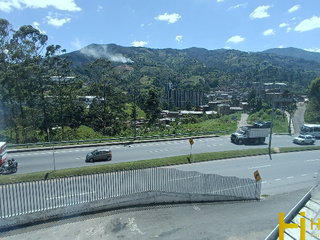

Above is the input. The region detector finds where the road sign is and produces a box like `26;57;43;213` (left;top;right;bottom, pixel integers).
254;170;261;182
189;138;194;146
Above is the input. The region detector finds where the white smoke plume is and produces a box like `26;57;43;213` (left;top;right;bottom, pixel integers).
80;45;133;63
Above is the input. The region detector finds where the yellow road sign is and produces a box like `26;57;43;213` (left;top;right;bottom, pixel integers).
254;170;261;182
189;138;194;146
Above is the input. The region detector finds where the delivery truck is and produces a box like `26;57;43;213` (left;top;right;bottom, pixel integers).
230;126;269;145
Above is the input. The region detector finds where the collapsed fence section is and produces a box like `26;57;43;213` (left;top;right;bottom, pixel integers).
0;168;261;219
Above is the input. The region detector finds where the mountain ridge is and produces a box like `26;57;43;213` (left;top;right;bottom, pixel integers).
63;44;320;95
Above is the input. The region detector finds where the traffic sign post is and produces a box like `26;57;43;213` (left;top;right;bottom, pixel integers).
254;170;261;200
188;138;194;163
254;170;261;182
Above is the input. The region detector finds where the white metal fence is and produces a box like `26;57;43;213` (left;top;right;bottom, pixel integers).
0;168;261;219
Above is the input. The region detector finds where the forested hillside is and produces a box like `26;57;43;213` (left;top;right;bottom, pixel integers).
65;44;320;94
262;47;320;63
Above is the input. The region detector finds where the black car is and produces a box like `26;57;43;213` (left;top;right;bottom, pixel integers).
253;121;271;128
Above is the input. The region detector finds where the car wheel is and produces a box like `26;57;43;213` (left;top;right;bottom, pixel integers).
107;156;111;161
11;168;17;173
89;158;94;163
238;139;243;145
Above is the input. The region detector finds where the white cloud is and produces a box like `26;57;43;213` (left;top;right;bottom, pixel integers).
228;3;247;10
288;5;300;13
131;40;148;47
217;0;225;2
279;23;289;28
263;29;275;36
294;16;320;32
227;35;245;44
304;47;320;53
0;0;81;12
32;22;46;34
97;6;102;12
46;15;71;27
249;5;271;19
287;27;292;32
155;13;181;24
175;35;182;43
279;45;285;48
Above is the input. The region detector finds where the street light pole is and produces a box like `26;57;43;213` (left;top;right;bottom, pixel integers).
47;128;56;170
268;83;275;160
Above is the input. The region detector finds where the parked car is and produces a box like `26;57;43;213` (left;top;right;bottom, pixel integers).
85;148;112;162
253;121;271;128
293;135;316;145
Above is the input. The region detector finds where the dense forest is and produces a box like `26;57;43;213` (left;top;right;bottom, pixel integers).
65;43;320;95
1;18;320;144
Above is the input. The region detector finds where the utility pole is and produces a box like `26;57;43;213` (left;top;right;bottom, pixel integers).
133;91;137;140
47;128;56;170
268;82;275;160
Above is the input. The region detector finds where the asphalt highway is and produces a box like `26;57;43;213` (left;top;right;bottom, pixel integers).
7;134;319;175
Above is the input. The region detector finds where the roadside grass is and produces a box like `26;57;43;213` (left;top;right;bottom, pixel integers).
2;146;320;185
179;113;241;134
247;109;289;133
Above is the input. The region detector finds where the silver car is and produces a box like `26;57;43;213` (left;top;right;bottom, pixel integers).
293;135;316;145
85;148;112;162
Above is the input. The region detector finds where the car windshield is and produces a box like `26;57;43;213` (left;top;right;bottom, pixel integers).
237;129;245;134
298;135;306;139
91;150;98;155
301;126;311;132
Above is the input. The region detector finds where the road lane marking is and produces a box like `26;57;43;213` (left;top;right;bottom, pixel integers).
301;174;307;177
287;176;294;179
248;165;271;170
275;179;281;181
305;159;320;162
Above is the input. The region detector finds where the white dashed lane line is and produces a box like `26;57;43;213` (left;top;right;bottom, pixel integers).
305;159;320;162
148;149;172;153
248;165;271;170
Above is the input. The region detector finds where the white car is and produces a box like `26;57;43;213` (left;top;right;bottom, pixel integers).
293;135;316;145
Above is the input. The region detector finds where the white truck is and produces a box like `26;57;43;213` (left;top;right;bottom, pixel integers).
230;126;269;145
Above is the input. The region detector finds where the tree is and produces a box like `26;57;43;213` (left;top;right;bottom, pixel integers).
185;99;194;111
306;77;320;123
255;96;263;112
0;20;48;143
84;58;127;136
247;88;256;111
144;87;162;127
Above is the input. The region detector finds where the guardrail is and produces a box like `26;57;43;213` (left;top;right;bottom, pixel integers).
0;168;260;223
6;131;229;149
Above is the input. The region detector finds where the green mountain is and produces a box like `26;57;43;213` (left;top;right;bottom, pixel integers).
64;44;320;94
262;47;320;62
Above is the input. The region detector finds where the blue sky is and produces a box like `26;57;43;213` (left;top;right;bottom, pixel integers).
1;0;320;53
